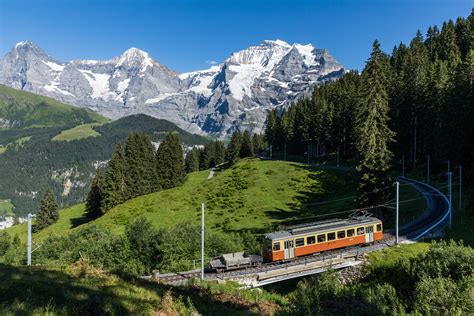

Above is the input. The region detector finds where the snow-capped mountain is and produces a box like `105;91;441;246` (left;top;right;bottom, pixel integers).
0;40;344;136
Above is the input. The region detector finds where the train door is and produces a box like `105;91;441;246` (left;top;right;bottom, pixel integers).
284;240;294;259
365;225;374;243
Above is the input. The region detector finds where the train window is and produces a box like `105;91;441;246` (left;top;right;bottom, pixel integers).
273;242;280;251
295;238;304;247
347;229;355;237
307;236;316;245
328;232;336;241
337;230;346;239
376;224;382;232
357;227;365;235
317;234;326;242
366;226;374;233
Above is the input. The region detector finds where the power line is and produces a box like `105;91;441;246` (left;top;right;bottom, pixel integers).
298;184;395;207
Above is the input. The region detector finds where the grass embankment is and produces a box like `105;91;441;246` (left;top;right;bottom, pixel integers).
7;158;425;243
52;123;102;141
0;261;283;315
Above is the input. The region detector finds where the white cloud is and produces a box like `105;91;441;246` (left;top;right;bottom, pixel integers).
206;60;218;65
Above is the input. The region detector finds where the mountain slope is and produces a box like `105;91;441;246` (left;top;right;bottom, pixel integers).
0;40;344;136
0;87;208;215
0;84;107;129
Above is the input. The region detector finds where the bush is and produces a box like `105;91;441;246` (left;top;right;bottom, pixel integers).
408;240;474;282
364;283;405;315
289;270;342;315
414;276;474;314
0;231;10;256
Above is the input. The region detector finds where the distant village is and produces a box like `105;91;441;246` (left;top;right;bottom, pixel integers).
0;215;27;230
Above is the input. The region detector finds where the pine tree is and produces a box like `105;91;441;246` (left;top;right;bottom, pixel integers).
264;109;278;147
214;141;226;166
240;130;254;158
356;40;395;207
252;134;265;154
85;168;103;219
33;188;59;232
101;144;125;212
156;132;185;189
123;134;158;200
225;131;242;164
185;148;200;173
202;142;216;168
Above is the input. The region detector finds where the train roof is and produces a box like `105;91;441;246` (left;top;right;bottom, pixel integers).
265;216;381;241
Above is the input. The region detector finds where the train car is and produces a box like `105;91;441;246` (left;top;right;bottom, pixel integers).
209;252;263;272
263;216;383;262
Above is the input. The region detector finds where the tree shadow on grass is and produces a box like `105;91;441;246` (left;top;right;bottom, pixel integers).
132;278;265;316
70;215;93;228
263;163;359;228
70;212;94;228
0;264;154;315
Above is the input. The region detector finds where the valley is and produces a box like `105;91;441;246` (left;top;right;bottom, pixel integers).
0;85;208;215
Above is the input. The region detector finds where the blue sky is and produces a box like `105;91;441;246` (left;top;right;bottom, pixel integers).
0;0;472;72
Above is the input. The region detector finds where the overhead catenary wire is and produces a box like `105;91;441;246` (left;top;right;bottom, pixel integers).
297;184;395;207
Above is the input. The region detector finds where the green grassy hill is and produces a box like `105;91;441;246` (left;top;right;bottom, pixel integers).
7;158;424;244
0;84;107;129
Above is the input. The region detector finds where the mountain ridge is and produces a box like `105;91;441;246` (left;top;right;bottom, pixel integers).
0;40;345;136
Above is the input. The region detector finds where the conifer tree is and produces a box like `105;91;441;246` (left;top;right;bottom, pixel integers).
202;142;216;168
85;168;103;219
33;188;59;232
252;134;265;154
240;130;254;158
214;141;226;166
356;40;395;207
225;131;242;164
101;144;125;212
185;148;200;173
123;134;158;200
264;110;278;147
156;132;185;189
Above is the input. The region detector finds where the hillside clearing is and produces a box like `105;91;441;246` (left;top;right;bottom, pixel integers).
0;199;14;216
52;123;102;141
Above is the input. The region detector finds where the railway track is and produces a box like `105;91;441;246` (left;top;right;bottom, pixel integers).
154;177;449;285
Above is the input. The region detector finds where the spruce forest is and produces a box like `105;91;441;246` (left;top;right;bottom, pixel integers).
265;12;474;206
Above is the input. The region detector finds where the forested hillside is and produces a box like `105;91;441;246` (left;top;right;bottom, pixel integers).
265;11;474;197
0;104;207;215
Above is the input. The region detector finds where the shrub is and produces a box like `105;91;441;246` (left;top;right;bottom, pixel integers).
414;276;474;314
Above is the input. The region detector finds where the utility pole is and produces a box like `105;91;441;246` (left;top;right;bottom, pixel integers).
201;203;205;280
456;165;462;209
395;181;399;245
270;145;272;158
337;148;340;167
426;155;430;184
27;213;33;266
413;117;417;170
284;144;286;161
448;172;453;229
